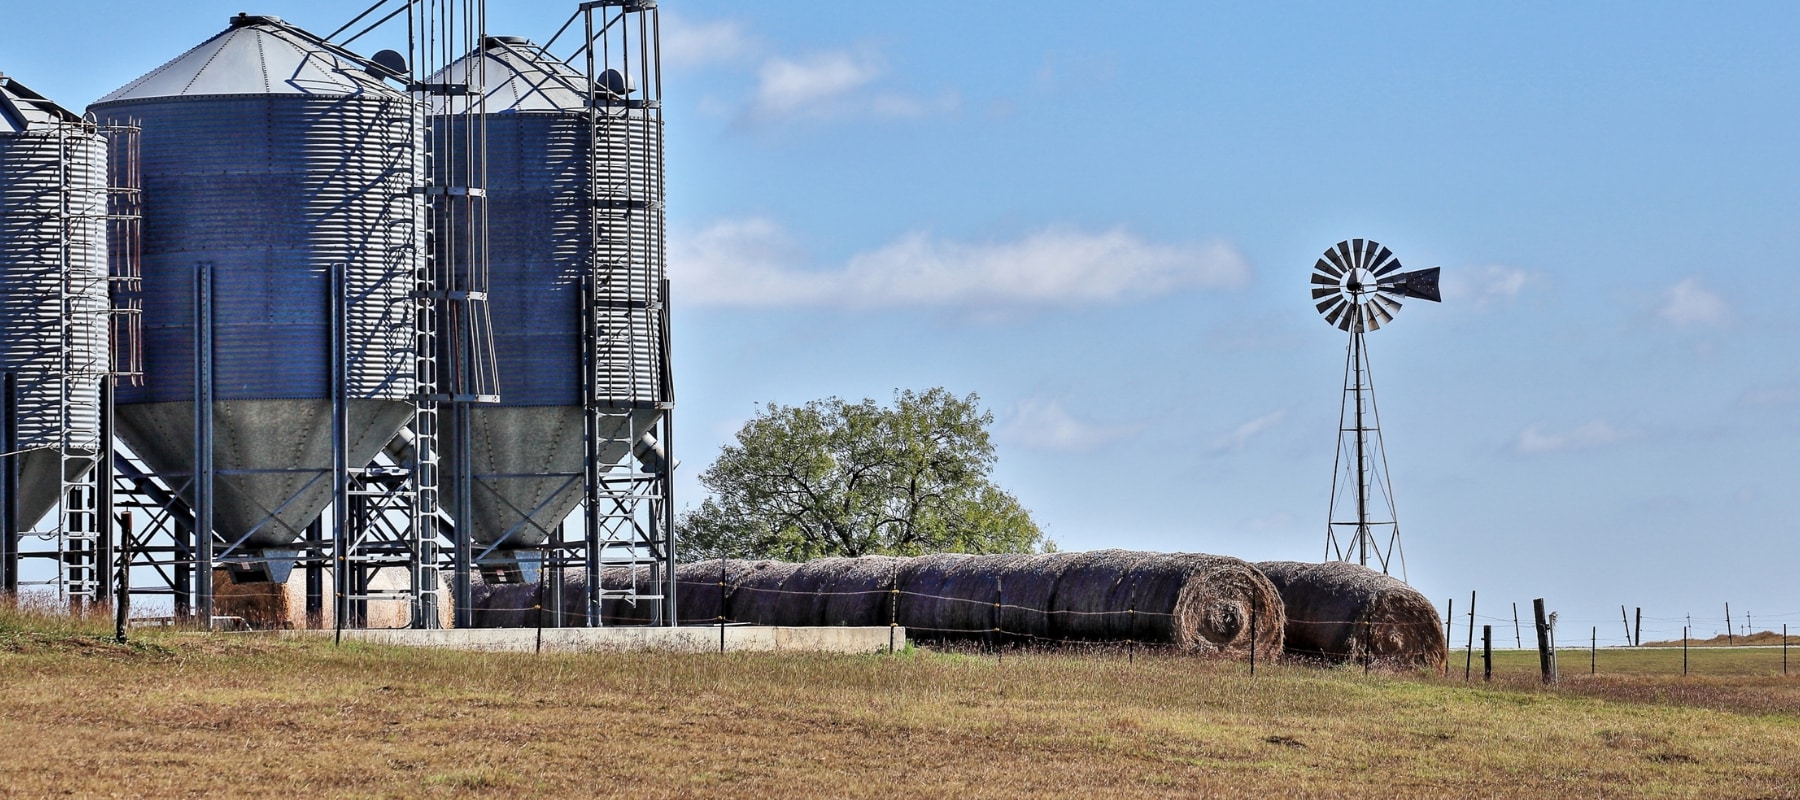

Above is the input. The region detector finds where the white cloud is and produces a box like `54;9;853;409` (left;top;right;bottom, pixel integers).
1512;421;1640;455
1657;277;1730;327
1211;410;1287;453
670;218;1250;309
660;13;753;69
740;47;956;124
750;50;883;119
998;400;1131;453
1442;265;1531;308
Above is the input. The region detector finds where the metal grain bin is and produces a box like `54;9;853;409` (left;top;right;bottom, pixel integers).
0;73;108;530
89;15;420;553
429;38;665;551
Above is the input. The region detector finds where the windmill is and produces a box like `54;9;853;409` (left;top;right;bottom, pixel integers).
1310;239;1440;578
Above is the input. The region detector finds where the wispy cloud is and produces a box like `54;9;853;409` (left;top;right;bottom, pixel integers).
998;399;1132;453
660;13;753;69
664;13;957;126
1656;277;1730;327
670;217;1250;309
1442;265;1532;308
1512;421;1640;455
1211;410;1287;453
744;48;956;124
751;50;881;116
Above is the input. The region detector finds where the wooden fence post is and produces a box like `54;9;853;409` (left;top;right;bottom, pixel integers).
1483;624;1492;682
1464;591;1476;681
1532;598;1553;684
1444;597;1453;677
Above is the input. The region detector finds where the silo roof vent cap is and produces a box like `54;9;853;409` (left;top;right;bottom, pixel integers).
230;13;284;27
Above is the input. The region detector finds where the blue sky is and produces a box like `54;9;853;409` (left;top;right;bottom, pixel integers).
10;2;1800;642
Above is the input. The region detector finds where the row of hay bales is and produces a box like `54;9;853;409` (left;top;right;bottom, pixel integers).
474;549;1443;665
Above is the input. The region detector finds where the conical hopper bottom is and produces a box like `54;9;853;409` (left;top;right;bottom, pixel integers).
114;399;415;550
447;407;661;551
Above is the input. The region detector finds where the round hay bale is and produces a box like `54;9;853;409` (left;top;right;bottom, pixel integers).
993;552;1072;642
673;559;743;625
1254;560;1446;670
934;553;1033;642
1043;549;1153;641
726;560;803;625
893;552;976;638
816;556;904;627
468;577;539;628
773;558;859;626
1042;550;1282;656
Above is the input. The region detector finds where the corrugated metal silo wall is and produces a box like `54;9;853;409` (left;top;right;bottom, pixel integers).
0;127;108;526
91;94;422;547
434;108;664;406
99;95;418;404
435;112;584;406
430;109;664;550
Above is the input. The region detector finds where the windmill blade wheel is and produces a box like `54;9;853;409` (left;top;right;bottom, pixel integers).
1311;239;1438;332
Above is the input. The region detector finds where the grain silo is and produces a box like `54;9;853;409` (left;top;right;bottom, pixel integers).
0;73;112;597
428;20;673;625
89;15;421;596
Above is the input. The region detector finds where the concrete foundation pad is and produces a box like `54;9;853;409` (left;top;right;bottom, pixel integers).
280;625;904;654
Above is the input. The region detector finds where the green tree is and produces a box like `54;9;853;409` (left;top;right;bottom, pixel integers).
679;388;1050;561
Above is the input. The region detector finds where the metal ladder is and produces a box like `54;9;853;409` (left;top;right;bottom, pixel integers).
54;120;110;604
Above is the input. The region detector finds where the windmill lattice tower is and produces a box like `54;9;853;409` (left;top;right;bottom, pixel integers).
1310;239;1439;578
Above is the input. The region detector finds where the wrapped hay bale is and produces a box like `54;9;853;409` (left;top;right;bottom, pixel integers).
671;560;742;625
886;550;1279;655
469;575;556;628
1254;560;1446;670
817;556;904;627
993;552;1072;641
893;552;976;638
1044;550;1283;656
726;560;804;625
769;558;855;626
908;553;1035;641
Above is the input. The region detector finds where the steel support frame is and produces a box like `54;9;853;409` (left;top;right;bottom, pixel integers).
1324;319;1406;578
574;0;675;628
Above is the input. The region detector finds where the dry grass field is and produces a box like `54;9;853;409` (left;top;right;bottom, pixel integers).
2;608;1797;799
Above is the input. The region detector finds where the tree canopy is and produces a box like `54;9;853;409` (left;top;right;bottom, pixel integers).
679;388;1049;561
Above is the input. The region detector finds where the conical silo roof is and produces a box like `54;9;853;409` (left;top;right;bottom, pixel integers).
93;14;395;105
0;73;82;133
429;36;601;114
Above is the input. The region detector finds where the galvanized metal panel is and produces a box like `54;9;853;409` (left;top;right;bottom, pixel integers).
428;37;592;115
92;94;419;404
428;41;665;549
94;18;394;104
0;114;108;529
